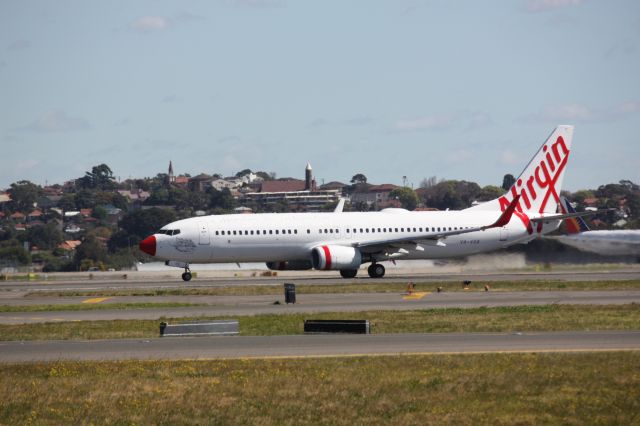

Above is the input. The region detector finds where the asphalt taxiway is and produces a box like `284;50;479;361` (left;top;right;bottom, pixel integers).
1;331;638;362
1;290;639;324
1;269;638;293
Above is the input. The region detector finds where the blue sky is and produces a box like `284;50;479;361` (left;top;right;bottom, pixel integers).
1;0;639;191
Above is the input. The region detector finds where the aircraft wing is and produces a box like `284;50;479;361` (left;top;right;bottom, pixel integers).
355;195;521;252
529;208;614;223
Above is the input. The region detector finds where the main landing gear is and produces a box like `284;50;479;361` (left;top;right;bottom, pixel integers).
367;263;385;279
339;269;358;278
181;268;192;282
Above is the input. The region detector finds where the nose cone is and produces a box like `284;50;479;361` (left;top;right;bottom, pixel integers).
139;235;156;256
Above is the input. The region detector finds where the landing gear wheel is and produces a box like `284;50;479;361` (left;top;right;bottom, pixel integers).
340;269;358;279
181;271;192;282
367;263;385;278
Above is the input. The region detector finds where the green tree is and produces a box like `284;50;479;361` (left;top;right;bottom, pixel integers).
0;240;31;265
422;180;481;210
350;174;367;185
208;188;235;210
57;194;76;211
77;164;116;190
477;185;505;202
389;187;420;210
74;190;96;209
8;180;42;212
501;174;516;191
74;235;107;269
109;208;177;251
235;169;252;177
26;223;63;250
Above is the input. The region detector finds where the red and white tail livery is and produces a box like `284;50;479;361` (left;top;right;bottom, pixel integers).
139;125;592;281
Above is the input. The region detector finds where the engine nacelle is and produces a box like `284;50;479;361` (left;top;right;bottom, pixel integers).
266;260;313;271
311;245;362;270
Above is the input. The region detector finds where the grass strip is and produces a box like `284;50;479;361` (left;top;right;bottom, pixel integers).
0;303;203;313
1;304;638;341
1;352;638;424
24;279;640;298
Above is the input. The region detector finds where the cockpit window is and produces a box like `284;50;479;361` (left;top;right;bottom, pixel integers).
157;229;181;236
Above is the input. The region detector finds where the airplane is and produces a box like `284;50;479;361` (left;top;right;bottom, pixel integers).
550;197;640;257
139;125;594;281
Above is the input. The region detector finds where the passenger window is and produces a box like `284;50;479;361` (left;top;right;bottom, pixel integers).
395;228;398;232
245;230;249;235
335;229;339;233
413;227;416;232
250;230;254;235
360;228;363;233
276;230;279;234
419;228;423;232
330;229;334;233
215;231;219;236
346;229;350;233
377;228;381;232
307;229;310;234
294;230;298;234
269;230;273;235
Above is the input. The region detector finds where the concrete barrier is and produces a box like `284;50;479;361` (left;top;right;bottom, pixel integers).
160;320;239;337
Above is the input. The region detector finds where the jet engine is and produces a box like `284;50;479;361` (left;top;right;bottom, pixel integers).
311;245;362;270
266;260;313;271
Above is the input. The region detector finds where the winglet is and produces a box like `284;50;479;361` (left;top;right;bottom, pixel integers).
484;194;520;229
334;198;345;213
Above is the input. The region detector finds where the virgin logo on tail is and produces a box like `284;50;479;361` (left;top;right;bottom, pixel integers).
498;130;572;230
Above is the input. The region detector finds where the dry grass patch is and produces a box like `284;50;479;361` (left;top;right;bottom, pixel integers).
1;304;639;341
1;352;639;424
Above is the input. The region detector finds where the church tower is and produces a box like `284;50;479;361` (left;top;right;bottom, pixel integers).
168;161;175;184
305;162;316;191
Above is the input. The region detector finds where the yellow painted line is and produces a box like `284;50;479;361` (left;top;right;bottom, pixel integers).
82;297;112;304
402;291;429;300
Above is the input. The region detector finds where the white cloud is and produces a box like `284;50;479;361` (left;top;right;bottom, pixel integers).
225;0;285;8
131;16;170;33
500;149;519;166
308;116;374;128
394;110;492;132
395;113;455;131
161;94;181;103
526;0;583;13
542;103;593;121
16;159;39;171
20;110;90;133
522;101;640;123
6;40;31;51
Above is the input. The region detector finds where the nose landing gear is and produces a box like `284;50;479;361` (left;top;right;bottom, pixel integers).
165;260;192;282
181;267;192;282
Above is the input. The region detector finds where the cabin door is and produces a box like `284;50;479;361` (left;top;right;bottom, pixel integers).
199;221;210;245
499;226;508;242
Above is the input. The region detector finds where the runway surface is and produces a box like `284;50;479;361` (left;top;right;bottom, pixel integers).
2;290;639;324
1;331;638;362
1;269;638;294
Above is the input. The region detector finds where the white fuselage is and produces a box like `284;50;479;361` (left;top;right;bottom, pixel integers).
152;209;551;265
